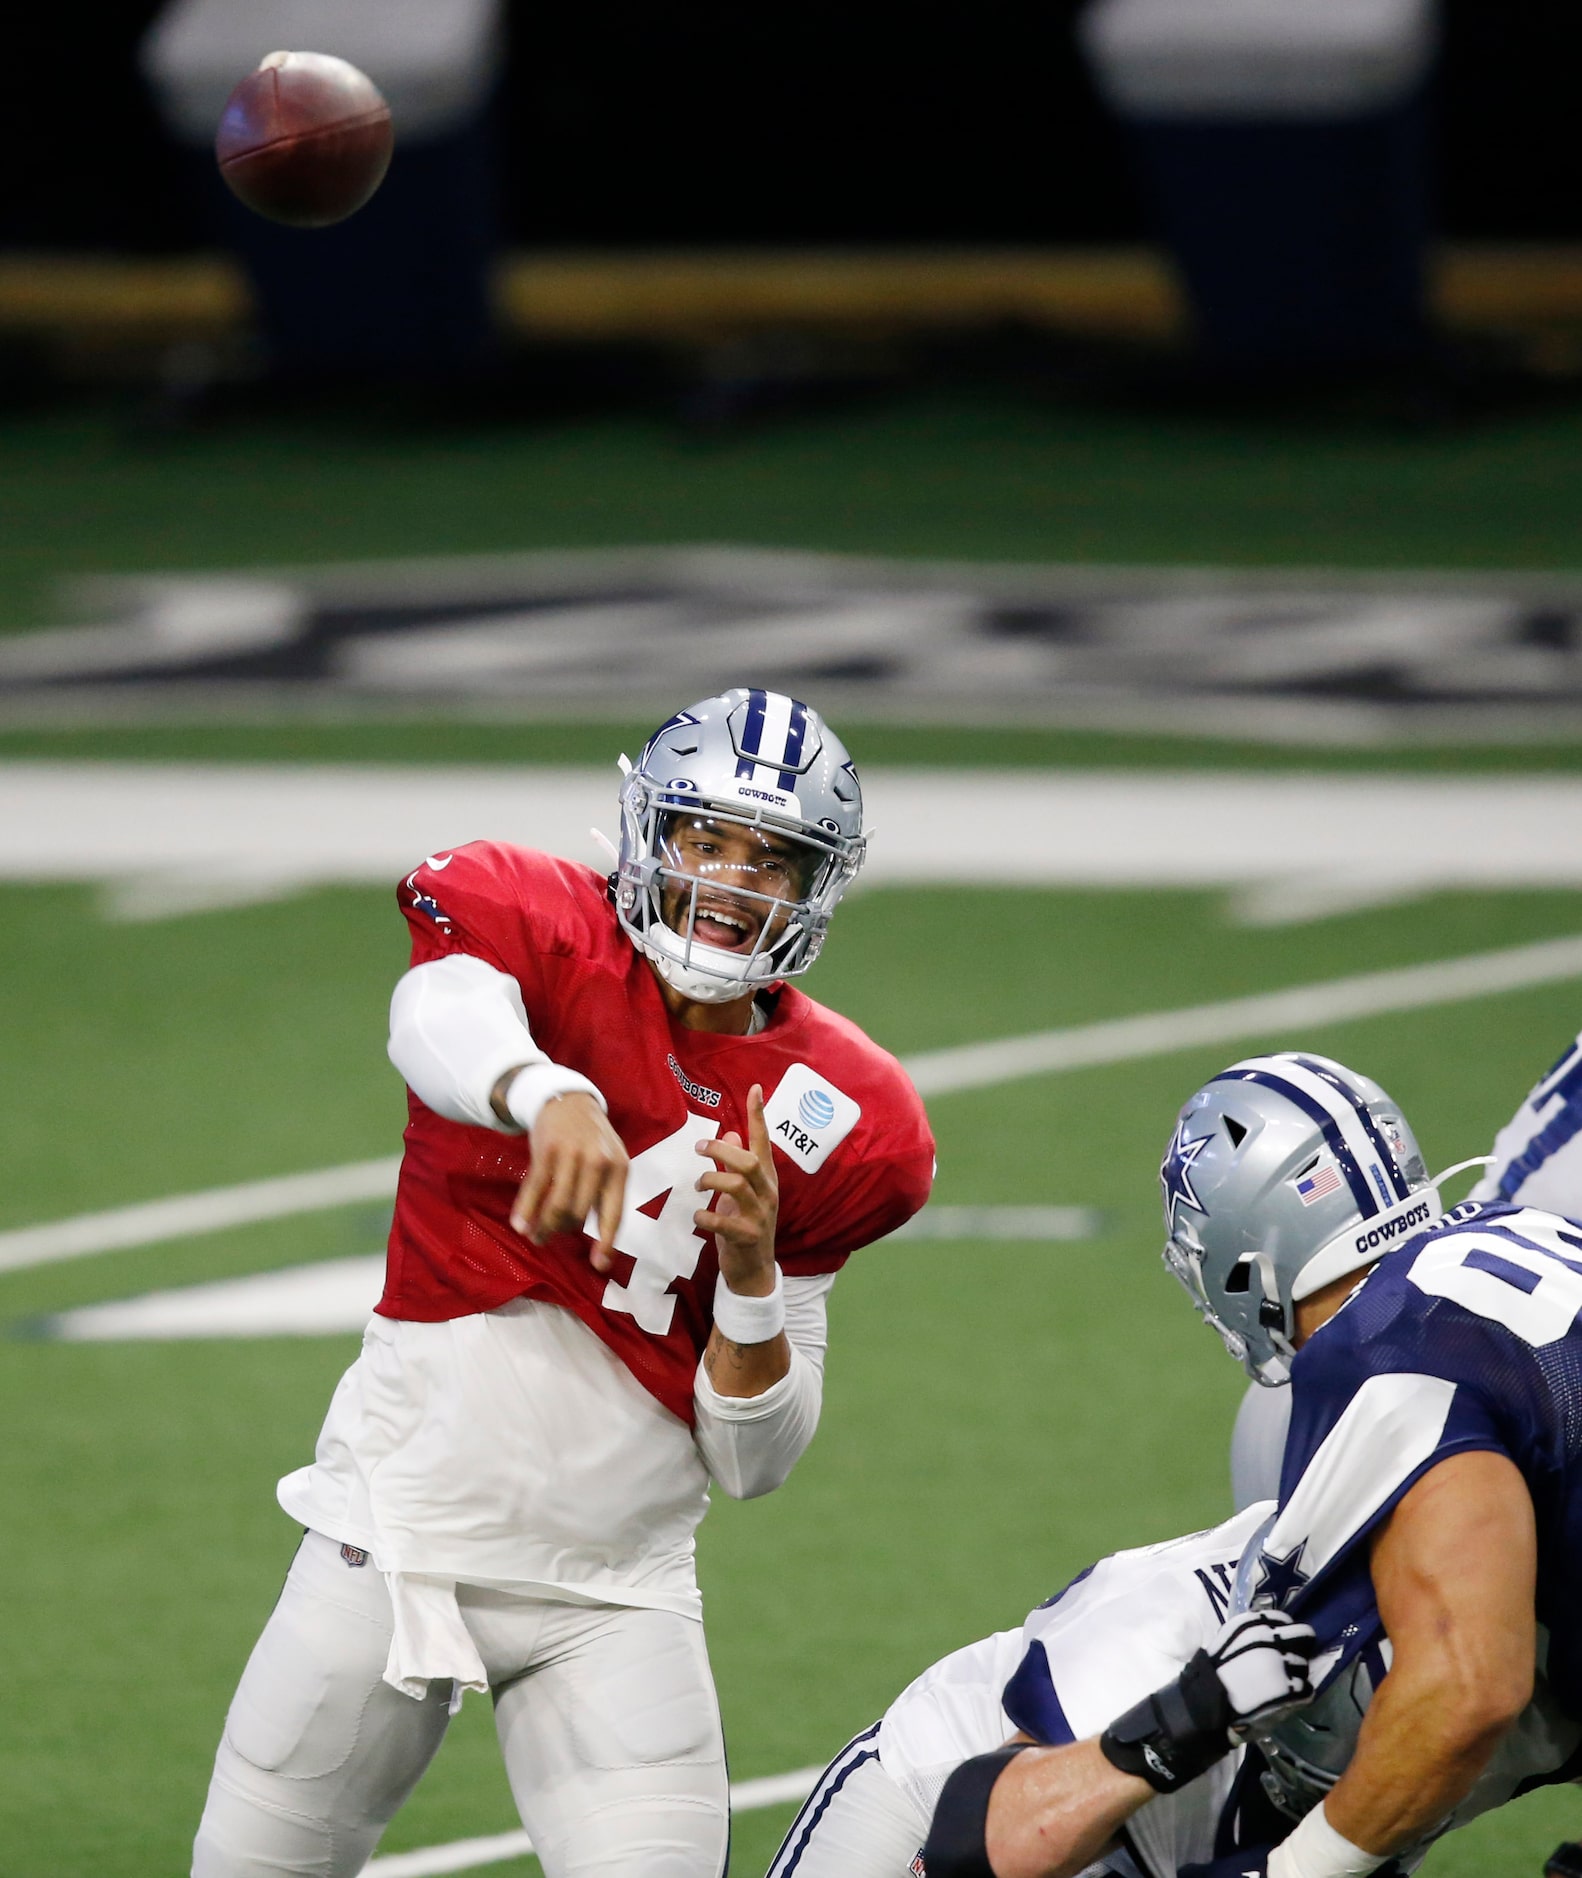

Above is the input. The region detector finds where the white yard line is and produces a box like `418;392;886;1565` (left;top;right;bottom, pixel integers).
363;1767;823;1876
4;930;1582;1277
0;1159;401;1276
892;1205;1099;1240
902;930;1582;1097
10;763;1582;923
41;1216;1107;1341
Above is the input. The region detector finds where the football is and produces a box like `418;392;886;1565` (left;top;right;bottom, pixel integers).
215;51;393;228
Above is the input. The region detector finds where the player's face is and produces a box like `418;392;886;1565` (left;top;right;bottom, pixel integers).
658;816;812;954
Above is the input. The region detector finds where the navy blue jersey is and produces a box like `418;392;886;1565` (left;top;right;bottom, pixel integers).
1256;1200;1582;1718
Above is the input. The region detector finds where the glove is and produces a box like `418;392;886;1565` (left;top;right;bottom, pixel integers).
1099;1608;1317;1794
1211;1609;1321;1727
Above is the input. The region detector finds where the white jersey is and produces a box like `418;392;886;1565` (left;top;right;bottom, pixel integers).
280;1272;833;1609
877;1505;1274;1878
876;1625;1029;1824
1469;1027;1582;1216
279;1301;712;1615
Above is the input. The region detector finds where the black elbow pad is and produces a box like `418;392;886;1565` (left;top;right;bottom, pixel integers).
923;1745;1030;1877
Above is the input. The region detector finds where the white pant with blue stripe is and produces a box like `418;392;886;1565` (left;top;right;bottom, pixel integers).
765;1725;929;1878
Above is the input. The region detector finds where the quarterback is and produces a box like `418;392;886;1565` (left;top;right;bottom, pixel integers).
191;690;935;1878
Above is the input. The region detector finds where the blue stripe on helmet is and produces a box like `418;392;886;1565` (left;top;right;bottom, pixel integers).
1290;1055;1411;1202
1212;1067;1382;1219
734;687;769;781
777;698;809;790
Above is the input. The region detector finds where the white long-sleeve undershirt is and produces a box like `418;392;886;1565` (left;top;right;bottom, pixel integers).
388;953;601;1132
386;951;832;1499
693;1272;834;1500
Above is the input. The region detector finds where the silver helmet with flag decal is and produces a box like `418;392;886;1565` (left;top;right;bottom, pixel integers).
1160;1053;1436;1386
614;689;866;1004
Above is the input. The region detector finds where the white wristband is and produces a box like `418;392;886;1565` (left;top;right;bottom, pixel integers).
712;1266;786;1344
503;1063;605;1134
1269;1804;1389;1878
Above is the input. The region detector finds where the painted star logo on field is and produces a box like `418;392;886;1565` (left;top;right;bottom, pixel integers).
1161;1120;1213;1236
1252;1539;1311;1607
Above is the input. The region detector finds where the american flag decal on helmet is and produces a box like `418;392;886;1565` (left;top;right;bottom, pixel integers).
733;689;813;789
1295;1161;1344;1205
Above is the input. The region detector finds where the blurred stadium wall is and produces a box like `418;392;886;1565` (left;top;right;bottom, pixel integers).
7;1;1582;393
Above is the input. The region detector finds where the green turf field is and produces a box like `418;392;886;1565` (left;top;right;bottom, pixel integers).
7;386;1582;641
4;833;1582;1874
6;383;1582;1873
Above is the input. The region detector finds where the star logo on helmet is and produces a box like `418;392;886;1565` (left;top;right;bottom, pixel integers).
1252;1540;1310;1607
1160;1121;1213;1236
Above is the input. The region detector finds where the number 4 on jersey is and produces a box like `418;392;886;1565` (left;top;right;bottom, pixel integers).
596;1114;721;1335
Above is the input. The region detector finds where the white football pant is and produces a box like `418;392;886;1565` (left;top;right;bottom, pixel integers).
765;1725;929;1877
193;1531;728;1878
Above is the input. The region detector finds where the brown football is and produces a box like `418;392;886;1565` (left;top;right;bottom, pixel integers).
215;51;393;228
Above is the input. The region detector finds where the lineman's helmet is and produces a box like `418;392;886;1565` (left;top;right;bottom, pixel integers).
614;689;865;1005
1160;1053;1436;1385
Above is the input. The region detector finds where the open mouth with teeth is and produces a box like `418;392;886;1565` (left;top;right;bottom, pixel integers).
686;899;762;952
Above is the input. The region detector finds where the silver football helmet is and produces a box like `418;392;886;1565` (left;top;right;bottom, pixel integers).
1160;1053;1437;1385
613;689;865;1005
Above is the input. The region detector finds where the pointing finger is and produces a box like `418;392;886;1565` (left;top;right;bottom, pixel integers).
591;1157;626;1274
747;1085;771;1160
512;1156;551;1241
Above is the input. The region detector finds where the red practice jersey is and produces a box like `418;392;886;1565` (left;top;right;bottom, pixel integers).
382;843;936;1423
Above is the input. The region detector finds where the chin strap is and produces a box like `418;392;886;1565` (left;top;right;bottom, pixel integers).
1433;1154;1497;1188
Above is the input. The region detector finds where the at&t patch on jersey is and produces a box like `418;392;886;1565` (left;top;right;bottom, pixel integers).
764;1062;861;1173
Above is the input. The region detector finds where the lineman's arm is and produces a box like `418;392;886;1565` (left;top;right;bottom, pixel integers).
1272;1449;1536;1876
983;1738;1149;1878
929;1611;1317;1878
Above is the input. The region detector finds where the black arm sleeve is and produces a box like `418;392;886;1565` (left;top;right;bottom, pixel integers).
923;1746;1031;1878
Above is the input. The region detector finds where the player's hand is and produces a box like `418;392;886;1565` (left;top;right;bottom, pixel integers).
511;1092;629;1273
1206;1608;1318;1727
1099;1605;1317;1795
695;1085;779;1299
